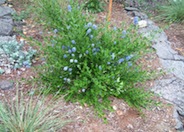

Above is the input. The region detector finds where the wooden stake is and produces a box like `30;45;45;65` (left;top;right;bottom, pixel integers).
108;0;113;22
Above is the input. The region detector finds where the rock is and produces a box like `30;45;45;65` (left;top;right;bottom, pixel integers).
133;11;148;20
0;80;14;90
113;105;118;110
173;107;184;131
0;16;13;24
125;7;139;11
0;6;15;17
0;0;5;5
138;20;147;28
160;59;184;80
0;21;13;36
152;77;184;120
0;36;16;42
127;124;133;129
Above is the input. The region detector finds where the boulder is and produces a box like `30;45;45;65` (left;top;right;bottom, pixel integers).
0;21;13;36
0;80;14;90
0;0;5;5
0;6;15;17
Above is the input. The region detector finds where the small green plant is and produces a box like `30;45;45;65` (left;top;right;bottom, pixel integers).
84;0;104;13
12;10;30;21
34;0;153;117
0;39;37;69
157;0;184;23
0;85;69;131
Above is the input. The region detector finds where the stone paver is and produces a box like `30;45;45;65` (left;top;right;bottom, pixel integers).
0;80;14;90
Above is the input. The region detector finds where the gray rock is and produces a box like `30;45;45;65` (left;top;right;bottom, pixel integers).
0;16;13;25
139;19;184;80
0;80;14;90
0;0;5;5
125;7;139;11
0;6;15;17
0;21;13;36
152;77;184;114
0;36;16;42
175;120;184;131
132;11;148;20
160;59;184;80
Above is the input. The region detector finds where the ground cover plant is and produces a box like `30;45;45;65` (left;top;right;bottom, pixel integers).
157;0;184;23
33;0;153;117
0;85;69;131
0;39;36;74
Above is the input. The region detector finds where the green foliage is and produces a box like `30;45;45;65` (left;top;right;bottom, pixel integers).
0;87;69;132
157;0;184;23
12;10;30;21
84;0;104;13
34;0;153;117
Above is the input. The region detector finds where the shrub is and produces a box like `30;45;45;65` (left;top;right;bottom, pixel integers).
34;0;153;117
0;86;69;131
157;0;184;23
84;0;104;13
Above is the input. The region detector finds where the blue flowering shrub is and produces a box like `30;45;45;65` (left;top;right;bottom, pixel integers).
35;0;153;117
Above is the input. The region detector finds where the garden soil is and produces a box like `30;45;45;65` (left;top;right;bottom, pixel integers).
1;1;184;131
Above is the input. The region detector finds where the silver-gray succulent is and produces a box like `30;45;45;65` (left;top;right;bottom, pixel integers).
0;40;36;74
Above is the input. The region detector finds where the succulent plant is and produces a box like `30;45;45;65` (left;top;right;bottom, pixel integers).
0;40;36;73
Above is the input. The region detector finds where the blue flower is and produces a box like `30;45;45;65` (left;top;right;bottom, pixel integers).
82;88;86;92
71;40;76;44
53;29;58;34
68;68;72;72
62;45;66;49
90;35;93;39
91;43;95;47
107;62;111;65
128;62;133;67
63;78;67;81
70;59;74;63
92;48;97;52
87;22;92;27
111;53;115;60
133;16;139;25
86;50;89;54
68;5;72;12
68;49;72;53
72;47;76;52
71;54;75;57
92;24;98;30
121;30;126;38
63;54;67;58
63;66;68;71
67;78;71;83
125;55;133;61
99;65;102;70
86;28;92;35
114;41;117;45
118;58;124;64
74;59;78;63
113;26;117;31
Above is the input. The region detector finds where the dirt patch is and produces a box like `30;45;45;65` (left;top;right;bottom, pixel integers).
0;1;178;132
165;23;184;56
